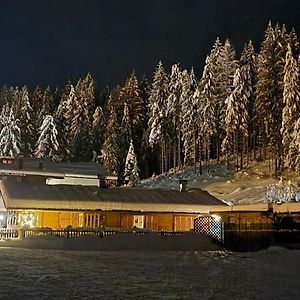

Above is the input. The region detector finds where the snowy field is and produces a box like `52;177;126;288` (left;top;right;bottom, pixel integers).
0;247;299;299
140;161;300;205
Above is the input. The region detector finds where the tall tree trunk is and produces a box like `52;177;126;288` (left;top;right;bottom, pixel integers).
177;132;181;170
173;138;176;170
198;139;202;175
193;132;197;174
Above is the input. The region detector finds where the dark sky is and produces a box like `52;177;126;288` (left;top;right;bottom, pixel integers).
0;0;300;89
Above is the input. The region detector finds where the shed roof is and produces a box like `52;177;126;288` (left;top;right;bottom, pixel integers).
0;178;226;213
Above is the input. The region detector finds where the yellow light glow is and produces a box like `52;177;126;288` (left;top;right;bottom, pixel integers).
211;214;221;222
19;213;36;228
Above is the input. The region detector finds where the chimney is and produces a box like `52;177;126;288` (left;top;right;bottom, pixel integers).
179;179;188;192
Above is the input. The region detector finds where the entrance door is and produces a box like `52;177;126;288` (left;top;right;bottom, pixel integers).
133;215;144;229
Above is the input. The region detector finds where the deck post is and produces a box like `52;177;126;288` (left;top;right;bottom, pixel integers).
17;228;25;239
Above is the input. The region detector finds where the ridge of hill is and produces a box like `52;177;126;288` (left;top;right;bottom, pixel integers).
139;161;300;205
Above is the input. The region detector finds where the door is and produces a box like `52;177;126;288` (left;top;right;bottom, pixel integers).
133;215;144;229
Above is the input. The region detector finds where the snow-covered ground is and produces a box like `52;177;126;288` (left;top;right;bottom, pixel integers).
0;247;299;299
0;233;221;251
140;161;300;205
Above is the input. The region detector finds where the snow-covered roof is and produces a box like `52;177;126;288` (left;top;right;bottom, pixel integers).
272;202;300;213
0;158;108;177
0;178;226;213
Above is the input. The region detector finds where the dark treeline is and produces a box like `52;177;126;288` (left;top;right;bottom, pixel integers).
1;22;300;186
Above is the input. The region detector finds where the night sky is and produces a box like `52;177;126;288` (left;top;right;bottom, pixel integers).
0;0;300;89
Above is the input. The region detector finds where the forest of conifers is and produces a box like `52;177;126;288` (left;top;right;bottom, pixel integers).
0;22;300;184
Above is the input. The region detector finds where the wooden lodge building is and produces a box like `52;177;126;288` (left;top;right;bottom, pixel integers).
0;176;228;232
0;157;299;236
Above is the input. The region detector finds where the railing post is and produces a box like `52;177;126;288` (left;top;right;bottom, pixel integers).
17;228;25;239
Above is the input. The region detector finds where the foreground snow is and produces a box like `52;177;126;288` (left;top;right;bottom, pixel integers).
0;232;221;251
0;246;299;299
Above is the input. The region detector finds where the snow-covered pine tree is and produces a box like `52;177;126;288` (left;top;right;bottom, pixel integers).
124;140;140;186
82;73;97;117
121;102;131;145
92;106;104;157
11;86;22;119
167;64;183;169
181;68;197;168
0;85;10;108
36;86;54;128
34;115;59;160
31;86;44;121
55;84;76;160
102;102;121;176
255;22;296;173
119;72;143;128
215;39;238;162
118;72;143;176
0;102;10;131
56;82;72;152
0;108;21;157
69;75;95;161
222;68;249;170
288;116;300;172
18;86;35;155
281;44;300;167
137;76;151;178
194;53;217;172
56;81;72;118
148;61;170;173
240;40;257;160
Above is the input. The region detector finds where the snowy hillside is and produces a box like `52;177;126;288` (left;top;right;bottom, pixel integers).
140;161;300;205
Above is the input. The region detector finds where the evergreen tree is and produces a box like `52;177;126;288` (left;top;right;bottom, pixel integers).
138;76;152;178
69;74;96;160
167;64;182;168
119;72;143;129
36;86;54;127
19;86;35;155
34;115;59;160
11;86;22;119
55;84;76;160
0;103;10;132
0;108;21;157
222;68;249;170
31;86;44;120
240;40;257;159
194;53;217;171
181;68;197;167
281;44;300;166
118;73;143;175
102;102;121;175
255;22;294;173
288;116;300;172
121;102;131;146
148;61;169;173
92;106;104;156
215;39;238;161
124;140;140;186
0;85;10;108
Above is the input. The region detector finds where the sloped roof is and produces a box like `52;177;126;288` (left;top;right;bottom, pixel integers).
0;158;107;177
0;178;226;213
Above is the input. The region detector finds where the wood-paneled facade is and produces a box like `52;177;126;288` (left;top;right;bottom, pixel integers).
7;210;199;232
